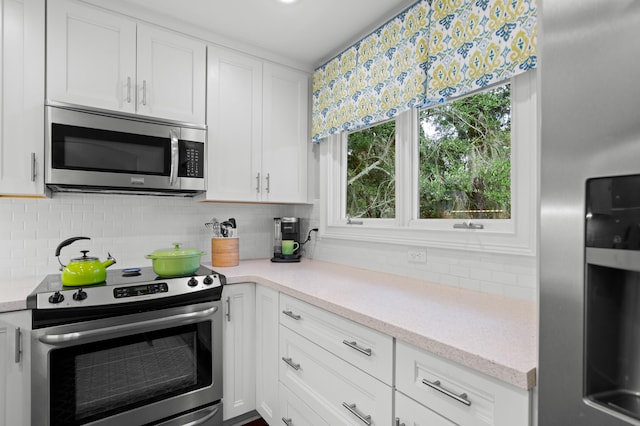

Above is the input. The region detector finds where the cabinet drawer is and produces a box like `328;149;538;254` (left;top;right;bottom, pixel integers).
279;294;393;385
279;325;392;426
395;390;456;426
396;341;530;426
279;383;330;426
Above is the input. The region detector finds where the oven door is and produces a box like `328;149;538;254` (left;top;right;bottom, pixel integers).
31;301;222;426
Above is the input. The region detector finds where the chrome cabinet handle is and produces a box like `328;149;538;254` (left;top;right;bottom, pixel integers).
256;172;261;193
282;310;301;320
30;153;36;182
142;79;147;106
39;306;218;345
342;402;372;425
281;418;293;426
422;378;471;406
14;327;22;363
342;340;372;356
126;76;131;103
169;129;179;186
266;173;270;193
225;297;231;322
395;418;405;426
282;357;300;370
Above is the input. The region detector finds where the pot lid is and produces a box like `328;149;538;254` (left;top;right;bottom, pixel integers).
71;250;98;262
148;243;204;258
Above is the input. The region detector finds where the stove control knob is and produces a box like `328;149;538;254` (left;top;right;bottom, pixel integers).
73;289;87;301
188;277;198;287
203;275;213;285
48;291;64;304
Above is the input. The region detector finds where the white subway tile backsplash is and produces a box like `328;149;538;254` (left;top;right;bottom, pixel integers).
1;194;295;279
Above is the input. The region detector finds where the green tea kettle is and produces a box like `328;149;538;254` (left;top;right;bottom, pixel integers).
56;237;116;286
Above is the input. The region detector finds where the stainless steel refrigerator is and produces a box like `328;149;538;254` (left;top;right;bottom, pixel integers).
539;0;640;424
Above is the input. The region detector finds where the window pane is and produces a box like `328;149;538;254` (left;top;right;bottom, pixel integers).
418;84;511;219
346;120;396;218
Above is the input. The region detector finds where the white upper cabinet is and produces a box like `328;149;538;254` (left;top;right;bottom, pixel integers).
262;63;309;203
0;0;45;196
136;24;206;123
47;0;205;124
206;46;263;202
206;46;309;203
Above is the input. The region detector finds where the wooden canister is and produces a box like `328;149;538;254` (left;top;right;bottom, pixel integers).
211;237;239;267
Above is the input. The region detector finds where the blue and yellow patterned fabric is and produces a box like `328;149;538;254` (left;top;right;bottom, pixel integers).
311;0;537;143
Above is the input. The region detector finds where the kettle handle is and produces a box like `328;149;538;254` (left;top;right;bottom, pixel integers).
55;237;91;267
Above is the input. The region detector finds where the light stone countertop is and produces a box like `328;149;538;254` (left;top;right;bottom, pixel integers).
0;258;537;390
208;258;537;390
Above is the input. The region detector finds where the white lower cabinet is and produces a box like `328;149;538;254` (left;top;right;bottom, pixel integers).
395;390;456;426
0;310;30;426
222;283;256;421
396;341;531;426
279;382;330;426
255;285;280;424
279;324;392;425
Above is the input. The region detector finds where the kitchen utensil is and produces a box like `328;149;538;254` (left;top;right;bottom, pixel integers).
220;221;233;237
56;236;116;286
146;243;205;277
205;218;221;237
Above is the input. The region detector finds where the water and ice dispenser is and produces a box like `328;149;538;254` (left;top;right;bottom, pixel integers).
585;174;640;420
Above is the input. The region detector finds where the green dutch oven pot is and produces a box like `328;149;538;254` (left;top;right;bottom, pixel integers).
146;243;205;278
56;236;116;286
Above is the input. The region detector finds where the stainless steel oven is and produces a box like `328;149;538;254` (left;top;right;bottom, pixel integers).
28;266;224;426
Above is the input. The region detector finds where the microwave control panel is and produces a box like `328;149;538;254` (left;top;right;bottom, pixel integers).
179;141;204;178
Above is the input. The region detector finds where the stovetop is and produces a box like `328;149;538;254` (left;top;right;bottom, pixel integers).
27;266;225;311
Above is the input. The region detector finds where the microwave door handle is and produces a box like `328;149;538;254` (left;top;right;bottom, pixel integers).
169;129;179;186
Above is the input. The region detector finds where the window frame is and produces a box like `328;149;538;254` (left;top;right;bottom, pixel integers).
319;70;538;256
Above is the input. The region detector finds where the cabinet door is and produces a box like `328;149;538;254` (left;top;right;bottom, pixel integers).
47;0;136;112
395;390;456;426
279;326;393;426
137;25;206;123
255;285;279;424
206;46;262;201
280;383;330;426
262;63;309;203
0;0;45;195
222;283;256;421
0;310;31;426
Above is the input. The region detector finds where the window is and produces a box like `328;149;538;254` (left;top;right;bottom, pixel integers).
320;71;537;255
346;119;396;219
418;84;511;220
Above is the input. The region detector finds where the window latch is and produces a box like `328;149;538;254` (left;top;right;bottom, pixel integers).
453;221;484;230
346;216;363;225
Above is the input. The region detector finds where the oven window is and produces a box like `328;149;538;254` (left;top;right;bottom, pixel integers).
51;123;170;175
49;322;212;426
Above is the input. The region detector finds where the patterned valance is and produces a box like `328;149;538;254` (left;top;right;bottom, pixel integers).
427;0;537;102
311;0;537;142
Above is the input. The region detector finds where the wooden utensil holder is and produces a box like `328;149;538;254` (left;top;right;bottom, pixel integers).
211;237;239;267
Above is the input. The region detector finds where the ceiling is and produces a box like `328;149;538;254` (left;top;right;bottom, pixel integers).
111;0;416;69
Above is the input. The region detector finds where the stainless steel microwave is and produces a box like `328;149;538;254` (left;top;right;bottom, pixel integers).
45;104;206;196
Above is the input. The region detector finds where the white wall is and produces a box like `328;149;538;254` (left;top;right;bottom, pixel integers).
296;200;537;301
1;193;294;279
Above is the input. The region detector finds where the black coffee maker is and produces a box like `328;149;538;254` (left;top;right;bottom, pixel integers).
271;217;301;263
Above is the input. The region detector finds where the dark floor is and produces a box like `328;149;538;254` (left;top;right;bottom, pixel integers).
242;419;268;426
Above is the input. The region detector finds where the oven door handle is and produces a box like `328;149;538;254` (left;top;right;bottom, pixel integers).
38;306;218;345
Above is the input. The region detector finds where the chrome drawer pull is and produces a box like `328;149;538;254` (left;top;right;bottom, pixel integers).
342;402;372;425
282;417;293;426
282;357;301;370
282;310;301;320
422;379;472;406
395;418;406;426
342;340;372;356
